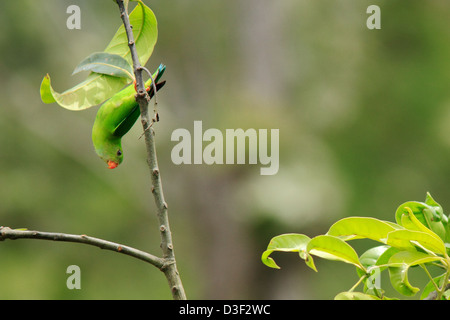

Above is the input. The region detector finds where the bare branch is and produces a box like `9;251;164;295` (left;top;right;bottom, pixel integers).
0;227;165;269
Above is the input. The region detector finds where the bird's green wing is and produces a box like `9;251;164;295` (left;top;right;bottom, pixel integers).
112;64;166;137
113;80;166;137
93;64;166;137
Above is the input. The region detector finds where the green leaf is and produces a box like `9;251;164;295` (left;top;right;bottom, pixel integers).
334;291;381;300
424;192;444;220
373;246;401;268
104;0;157;66
357;245;391;276
420;273;446;300
356;245;389;296
386;229;447;255
395;199;447;242
72;52;134;80
358;245;390;271
425;193;450;243
41;1;157;110
326;217;400;243
307;235;365;272
261;234;314;270
388;251;443;296
400;206;431;233
395;201;429;226
40;73;128;110
446;222;450;244
40;74;56;104
399;206;450;250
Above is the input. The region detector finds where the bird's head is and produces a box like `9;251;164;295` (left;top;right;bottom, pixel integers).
93;138;124;169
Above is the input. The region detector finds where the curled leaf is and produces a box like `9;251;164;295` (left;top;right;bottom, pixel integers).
40;73;128;111
386;229;446;255
395;197;447;242
388;251;442;296
261;234;314;270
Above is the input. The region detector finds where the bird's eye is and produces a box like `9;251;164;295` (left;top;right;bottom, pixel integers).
117;150;122;156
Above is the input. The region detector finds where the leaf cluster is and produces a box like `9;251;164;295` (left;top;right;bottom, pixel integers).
262;193;450;300
40;0;157;111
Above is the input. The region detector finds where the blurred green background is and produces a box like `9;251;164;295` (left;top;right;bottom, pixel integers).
1;0;449;299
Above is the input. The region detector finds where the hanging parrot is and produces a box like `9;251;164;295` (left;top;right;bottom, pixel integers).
92;64;166;169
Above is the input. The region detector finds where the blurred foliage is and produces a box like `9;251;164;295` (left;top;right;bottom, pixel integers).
0;0;449;299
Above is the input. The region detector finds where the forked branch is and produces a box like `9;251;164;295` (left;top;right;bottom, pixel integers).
0;0;186;301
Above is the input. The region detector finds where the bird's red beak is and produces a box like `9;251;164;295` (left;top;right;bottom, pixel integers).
107;161;119;169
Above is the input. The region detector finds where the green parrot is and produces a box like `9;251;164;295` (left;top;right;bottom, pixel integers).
92;64;166;169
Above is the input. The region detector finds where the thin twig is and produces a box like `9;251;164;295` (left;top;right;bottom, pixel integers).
421;264;440;293
140;65;158;109
0;227;165;268
424;283;450;300
140;65;159;128
115;0;186;300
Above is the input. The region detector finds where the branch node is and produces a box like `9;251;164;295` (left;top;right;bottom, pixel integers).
160;258;176;272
